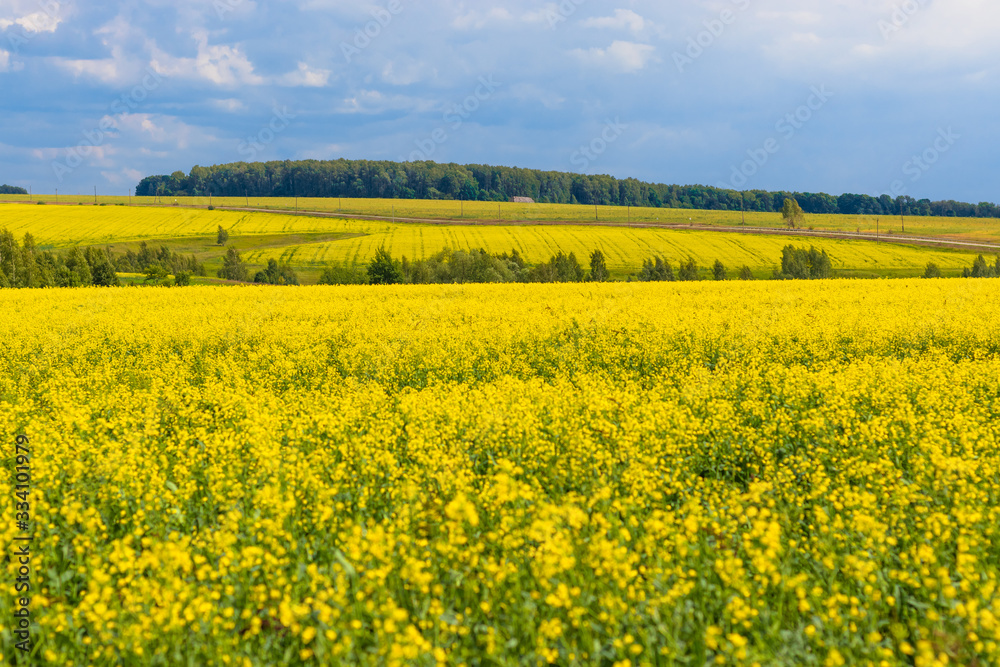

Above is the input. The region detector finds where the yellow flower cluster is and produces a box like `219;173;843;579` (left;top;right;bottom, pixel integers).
0;279;998;666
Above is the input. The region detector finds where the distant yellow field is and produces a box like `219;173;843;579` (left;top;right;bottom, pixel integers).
4;194;1000;244
0;202;986;280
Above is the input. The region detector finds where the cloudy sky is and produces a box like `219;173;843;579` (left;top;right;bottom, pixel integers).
0;0;997;201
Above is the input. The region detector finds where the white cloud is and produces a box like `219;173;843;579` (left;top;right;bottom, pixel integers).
150;33;265;87
211;98;248;113
278;62;331;88
101;167;144;186
336;90;437;115
381;57;434;86
0;49;9;72
452;7;513;30
572;41;656;73
0;0;66;34
581;9;646;33
509;82;564;110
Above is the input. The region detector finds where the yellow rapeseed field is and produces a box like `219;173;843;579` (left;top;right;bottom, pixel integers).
0;203;981;280
1;280;999;665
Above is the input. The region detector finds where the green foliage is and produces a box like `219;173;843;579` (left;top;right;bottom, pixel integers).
63;246;92;286
923;263;942;279
779;245;832;280
781;198;805;228
0;184;28;195
217;246;249;282
589;249;609;282
144;264;171;286
536;251;585;283
135;161;1000;219
638;257;674;282
216;225;229;245
174;271;192;287
713;259;727;281
253;259;299;285
678;257;699;281
367;246;403;285
318;264;369;285
738;265;754;281
970;254;997;278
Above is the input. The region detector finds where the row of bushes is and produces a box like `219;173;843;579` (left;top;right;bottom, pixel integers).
317;245;836;286
924;255;1000;279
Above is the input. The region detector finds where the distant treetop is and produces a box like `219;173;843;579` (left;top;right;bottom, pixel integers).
136;160;999;219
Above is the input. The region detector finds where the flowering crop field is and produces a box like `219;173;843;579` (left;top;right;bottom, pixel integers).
1;280;999;666
4;197;999;245
0;204;982;280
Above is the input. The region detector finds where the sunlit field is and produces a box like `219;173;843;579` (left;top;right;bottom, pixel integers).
0;203;984;281
3;195;1000;245
1;280;999;665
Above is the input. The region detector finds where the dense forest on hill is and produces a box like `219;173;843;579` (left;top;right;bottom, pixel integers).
137;160;1000;218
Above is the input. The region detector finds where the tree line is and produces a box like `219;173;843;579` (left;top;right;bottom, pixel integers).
137;159;1000;218
0;228;205;288
316;244;840;286
0;185;28;195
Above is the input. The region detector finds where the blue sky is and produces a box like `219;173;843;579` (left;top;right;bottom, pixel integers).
1;0;997;202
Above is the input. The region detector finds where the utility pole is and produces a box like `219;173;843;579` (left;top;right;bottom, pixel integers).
498;204;501;221
628;205;631;225
876;217;879;242
55;188;58;202
900;199;905;233
94;186;97;204
29;186;32;202
741;191;746;225
129;188;131;206
595;204;598;222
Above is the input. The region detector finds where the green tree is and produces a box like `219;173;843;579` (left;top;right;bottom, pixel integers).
144;264;170;286
0;229;24;287
254;258;300;285
367;246;403;285
971;254;994;278
678;257;699;281
923;262;942;279
217;246;249;281
712;260;727;281
217;226;230;245
738;265;754;280
174;271;192;286
589;249;609;282
781;198;805;228
63;246;92;286
92;260;120;286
